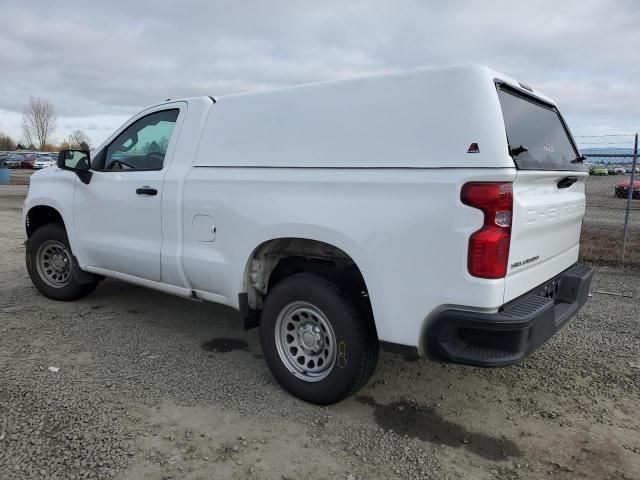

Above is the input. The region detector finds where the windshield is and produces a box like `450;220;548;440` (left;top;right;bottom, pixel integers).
497;86;583;171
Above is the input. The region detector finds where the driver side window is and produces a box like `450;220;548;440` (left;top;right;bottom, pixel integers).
103;109;179;171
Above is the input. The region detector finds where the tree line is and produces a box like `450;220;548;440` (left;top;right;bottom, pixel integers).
0;97;91;151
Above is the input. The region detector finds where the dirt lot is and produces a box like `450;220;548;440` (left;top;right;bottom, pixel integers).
1;181;639;480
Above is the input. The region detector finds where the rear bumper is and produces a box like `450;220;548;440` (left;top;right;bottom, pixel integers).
426;264;593;367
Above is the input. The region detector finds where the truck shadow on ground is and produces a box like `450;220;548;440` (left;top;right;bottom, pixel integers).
88;279;243;333
356;395;522;462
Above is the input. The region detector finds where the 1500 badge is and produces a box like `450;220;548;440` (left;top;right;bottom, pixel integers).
511;255;540;269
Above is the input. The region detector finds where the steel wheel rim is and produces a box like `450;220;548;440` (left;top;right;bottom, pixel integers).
274;301;337;382
36;240;72;288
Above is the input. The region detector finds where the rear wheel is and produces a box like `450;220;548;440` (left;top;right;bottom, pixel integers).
259;273;378;405
26;223;99;301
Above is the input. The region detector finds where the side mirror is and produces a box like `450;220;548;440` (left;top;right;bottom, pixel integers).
58;150;92;184
58;149;91;171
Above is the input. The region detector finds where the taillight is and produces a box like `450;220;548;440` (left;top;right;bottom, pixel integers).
461;182;513;279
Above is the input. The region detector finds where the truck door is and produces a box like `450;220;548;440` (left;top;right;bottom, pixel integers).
73;105;184;281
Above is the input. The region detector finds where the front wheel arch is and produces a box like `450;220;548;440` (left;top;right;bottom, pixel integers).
26;205;66;238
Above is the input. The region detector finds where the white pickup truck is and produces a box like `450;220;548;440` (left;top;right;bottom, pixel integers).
23;65;592;404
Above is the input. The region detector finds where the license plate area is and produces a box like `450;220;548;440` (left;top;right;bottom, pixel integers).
535;274;563;301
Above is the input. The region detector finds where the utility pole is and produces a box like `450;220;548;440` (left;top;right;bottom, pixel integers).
621;132;638;262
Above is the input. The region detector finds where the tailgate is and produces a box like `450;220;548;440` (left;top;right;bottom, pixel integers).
495;82;588;302
505;171;586;302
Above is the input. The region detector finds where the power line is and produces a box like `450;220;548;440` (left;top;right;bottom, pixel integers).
577;141;636;145
574;134;636;138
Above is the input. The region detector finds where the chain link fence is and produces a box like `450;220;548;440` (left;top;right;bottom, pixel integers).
580;134;639;266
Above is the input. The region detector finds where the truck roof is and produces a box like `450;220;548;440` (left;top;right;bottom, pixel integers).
216;64;553;104
160;65;553;110
134;65;556;170
188;64;552;170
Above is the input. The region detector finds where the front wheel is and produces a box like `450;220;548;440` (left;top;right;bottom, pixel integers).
26;223;99;301
259;273;378;405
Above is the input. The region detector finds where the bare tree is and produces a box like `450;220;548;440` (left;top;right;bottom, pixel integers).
0;132;16;150
22;97;57;150
68;129;91;150
21;124;33;148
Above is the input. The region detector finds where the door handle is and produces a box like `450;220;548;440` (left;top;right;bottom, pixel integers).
557;176;578;189
136;186;158;196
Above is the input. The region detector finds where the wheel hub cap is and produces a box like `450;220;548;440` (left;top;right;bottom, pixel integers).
274;301;337;382
298;323;324;354
52;254;67;271
35;240;72;288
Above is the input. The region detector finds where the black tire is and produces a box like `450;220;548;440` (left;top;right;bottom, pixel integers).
26;223;99;301
259;273;379;405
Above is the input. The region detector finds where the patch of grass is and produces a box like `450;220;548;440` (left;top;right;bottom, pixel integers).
580;223;640;266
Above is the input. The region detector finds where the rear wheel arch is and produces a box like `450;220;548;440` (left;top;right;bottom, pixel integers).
242;238;375;327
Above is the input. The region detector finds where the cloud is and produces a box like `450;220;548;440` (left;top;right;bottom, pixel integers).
0;0;638;145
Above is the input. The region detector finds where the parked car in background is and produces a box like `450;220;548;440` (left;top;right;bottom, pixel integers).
20;154;37;169
614;167;626;175
0;153;9;166
3;153;23;168
615;179;640;199
33;155;56;169
591;166;608;175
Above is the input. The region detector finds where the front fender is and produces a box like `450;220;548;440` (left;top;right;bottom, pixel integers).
23;168;81;262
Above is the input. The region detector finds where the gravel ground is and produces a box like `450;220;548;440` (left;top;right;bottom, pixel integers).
1;184;639;480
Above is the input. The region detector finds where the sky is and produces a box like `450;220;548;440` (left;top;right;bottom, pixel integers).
1;0;639;149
